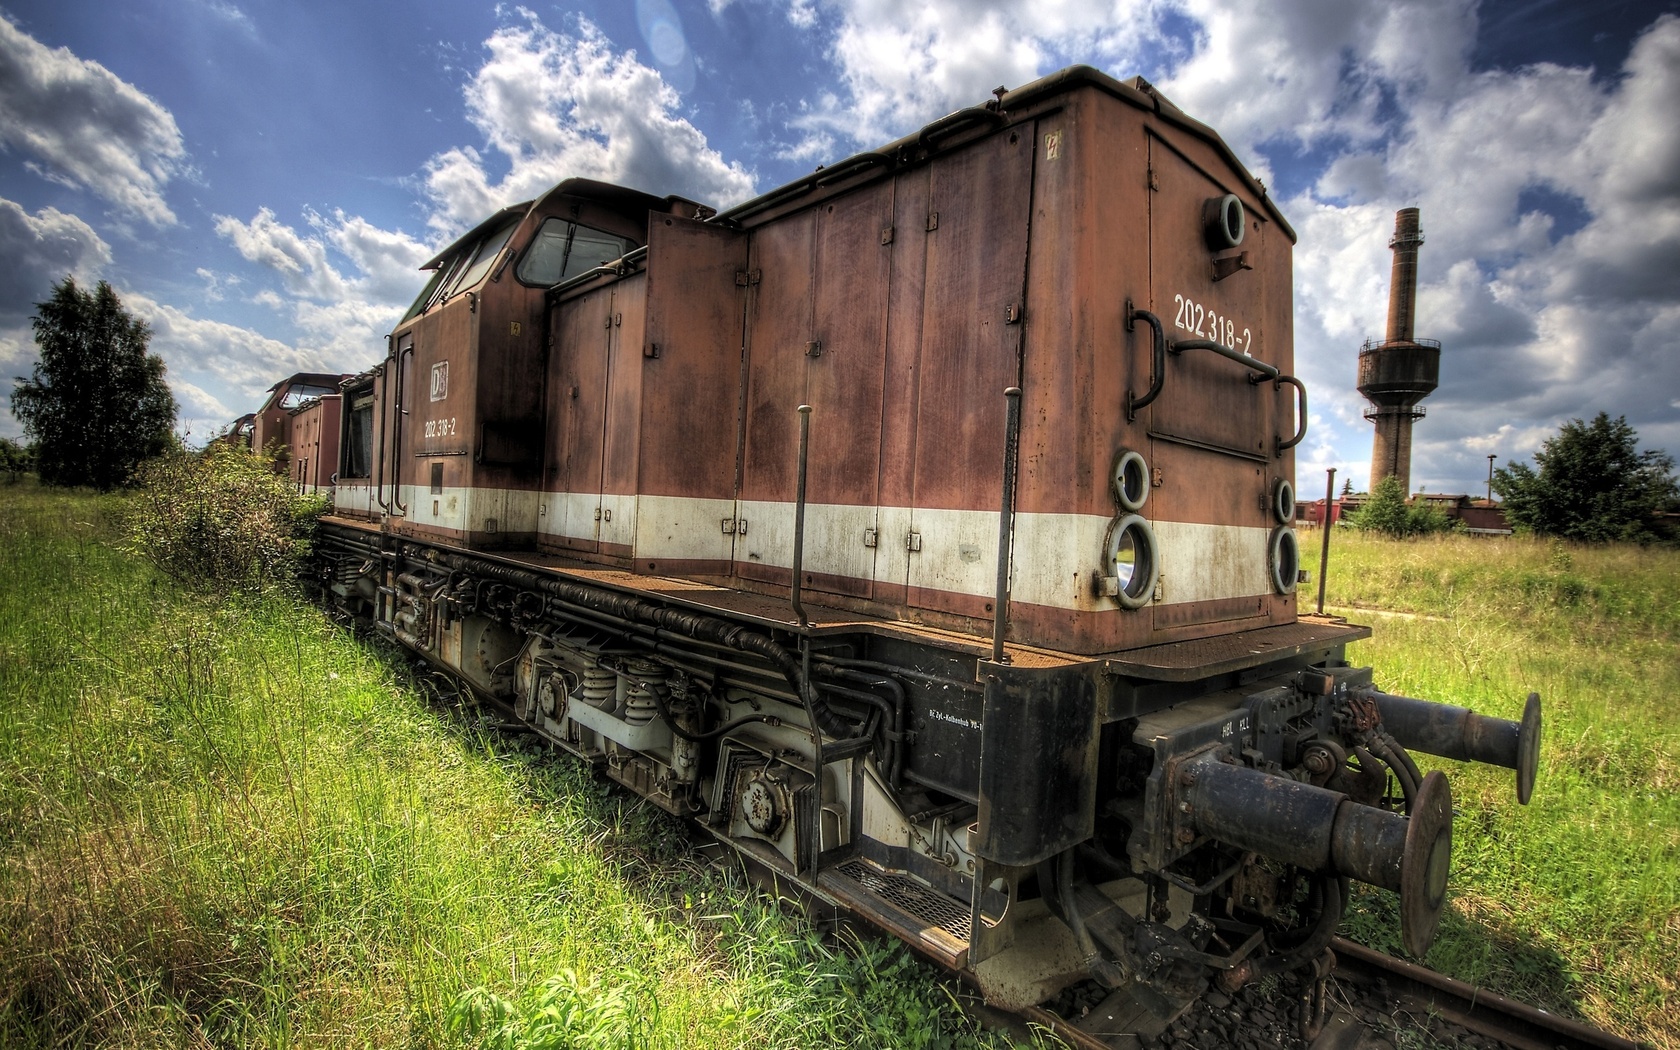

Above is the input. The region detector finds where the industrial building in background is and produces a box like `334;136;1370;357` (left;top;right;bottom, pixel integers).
1358;208;1440;492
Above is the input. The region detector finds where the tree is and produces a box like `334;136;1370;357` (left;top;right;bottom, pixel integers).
0;437;32;483
1347;475;1456;538
1493;413;1678;542
11;277;177;489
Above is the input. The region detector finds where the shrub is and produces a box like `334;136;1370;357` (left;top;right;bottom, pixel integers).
1348;475;1458;538
128;442;328;591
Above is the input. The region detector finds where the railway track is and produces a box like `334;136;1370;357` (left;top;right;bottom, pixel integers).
1019;936;1647;1050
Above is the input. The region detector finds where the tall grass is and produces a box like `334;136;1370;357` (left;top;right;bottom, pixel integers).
1323;529;1679;1049
0;485;1023;1049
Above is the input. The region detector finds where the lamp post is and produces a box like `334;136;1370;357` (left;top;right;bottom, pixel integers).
1486;454;1496;504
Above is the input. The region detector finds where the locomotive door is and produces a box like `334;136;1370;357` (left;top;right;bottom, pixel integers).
1143;130;1281;631
732;183;894;599
900;125;1034;616
636;217;749;576
546;288;614;553
598;277;646;558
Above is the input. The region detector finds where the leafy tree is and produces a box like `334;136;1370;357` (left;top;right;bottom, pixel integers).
0;437;31;483
1348;475;1456;538
1494;413;1678;542
10;277;177;489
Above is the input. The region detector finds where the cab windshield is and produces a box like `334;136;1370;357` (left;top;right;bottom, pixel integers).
401;215;521;321
516;218;638;286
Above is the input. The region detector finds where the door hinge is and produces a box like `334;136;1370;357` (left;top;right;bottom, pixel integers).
735;269;761;286
926;212;939;232
722;517;749;535
863;528;878;548
906;530;923;552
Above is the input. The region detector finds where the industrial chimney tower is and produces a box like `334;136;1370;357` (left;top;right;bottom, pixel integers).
1358;208;1440;493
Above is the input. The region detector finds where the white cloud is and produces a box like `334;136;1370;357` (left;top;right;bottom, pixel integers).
211;207;430;376
215;207;351;301
1165;0;1479;168
421;10;756;232
126;293;333;399
196;0;256;37
782;0;1156;151
0;14;186;225
0;198;111;321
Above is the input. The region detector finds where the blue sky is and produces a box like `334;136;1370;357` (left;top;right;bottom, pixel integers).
2;0;1677;494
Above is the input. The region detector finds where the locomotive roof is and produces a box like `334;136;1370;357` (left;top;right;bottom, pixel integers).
717;64;1296;243
418;179;701;271
263;371;351;393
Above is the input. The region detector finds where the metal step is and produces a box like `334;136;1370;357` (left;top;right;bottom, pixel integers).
820;859;991;968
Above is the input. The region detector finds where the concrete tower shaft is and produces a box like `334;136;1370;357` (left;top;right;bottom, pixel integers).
1386;207;1424;344
1358;208;1440;493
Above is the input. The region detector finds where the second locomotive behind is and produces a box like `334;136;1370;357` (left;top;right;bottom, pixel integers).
295;67;1542;1020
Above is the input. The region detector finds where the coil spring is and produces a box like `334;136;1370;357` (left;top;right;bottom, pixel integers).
622;658;668;726
579;664;617;711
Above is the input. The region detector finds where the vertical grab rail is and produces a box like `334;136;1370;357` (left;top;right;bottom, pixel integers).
373;344;392;513
791;405;812;629
992;388;1023;663
392;343;413;514
1317;467;1336;616
1125;303;1166;420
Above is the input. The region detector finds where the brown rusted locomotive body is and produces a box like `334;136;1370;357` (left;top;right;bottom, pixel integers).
287;392;342;495
304;67;1541;1019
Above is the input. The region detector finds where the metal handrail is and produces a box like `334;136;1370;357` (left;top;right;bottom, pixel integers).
1125;304;1166;420
992;388;1022;663
1275;375;1308;453
1171;337;1281;380
1124;302;1307;456
791;405;812;629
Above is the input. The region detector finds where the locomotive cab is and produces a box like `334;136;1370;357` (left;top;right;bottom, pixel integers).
374;180;708;549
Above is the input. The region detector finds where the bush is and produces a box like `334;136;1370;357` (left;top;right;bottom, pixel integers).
0;437;32;483
1347;475;1458;538
128;443;328;591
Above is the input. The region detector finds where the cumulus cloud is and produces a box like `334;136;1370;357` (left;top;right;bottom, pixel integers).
781;0;1155;152
0;14;186;225
212;206;431;372
422;9;756;231
0;198;111;322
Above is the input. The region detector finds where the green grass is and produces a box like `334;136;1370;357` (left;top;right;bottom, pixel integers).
0;484;1026;1049
1322;529;1679;1049
7;484;1674;1049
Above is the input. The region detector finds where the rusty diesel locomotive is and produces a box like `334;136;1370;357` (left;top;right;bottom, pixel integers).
301;67;1542;1019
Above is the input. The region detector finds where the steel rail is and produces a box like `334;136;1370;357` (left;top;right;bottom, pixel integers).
1330;937;1648;1050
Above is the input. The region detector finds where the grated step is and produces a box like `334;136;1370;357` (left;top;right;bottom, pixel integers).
834;859;982;943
